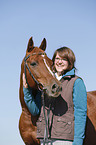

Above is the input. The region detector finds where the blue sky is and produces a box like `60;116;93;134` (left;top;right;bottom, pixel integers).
0;0;96;145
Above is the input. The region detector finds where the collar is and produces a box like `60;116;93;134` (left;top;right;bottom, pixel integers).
55;68;75;80
55;73;62;80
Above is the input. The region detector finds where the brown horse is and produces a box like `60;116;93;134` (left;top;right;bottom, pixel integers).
84;91;96;145
19;37;96;145
19;37;61;145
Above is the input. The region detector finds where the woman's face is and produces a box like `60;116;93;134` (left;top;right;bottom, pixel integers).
54;53;69;75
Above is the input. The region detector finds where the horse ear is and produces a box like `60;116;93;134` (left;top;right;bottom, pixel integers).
39;38;46;51
27;37;34;52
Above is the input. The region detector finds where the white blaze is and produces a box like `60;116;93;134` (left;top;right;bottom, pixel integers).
42;55;54;77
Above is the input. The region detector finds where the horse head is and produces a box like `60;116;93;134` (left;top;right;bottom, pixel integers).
23;37;61;97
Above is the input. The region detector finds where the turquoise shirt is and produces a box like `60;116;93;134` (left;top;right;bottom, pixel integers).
23;68;87;145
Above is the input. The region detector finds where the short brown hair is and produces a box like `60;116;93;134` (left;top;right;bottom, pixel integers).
52;47;76;73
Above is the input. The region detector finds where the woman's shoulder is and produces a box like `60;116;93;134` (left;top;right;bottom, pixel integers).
75;75;83;83
74;75;86;90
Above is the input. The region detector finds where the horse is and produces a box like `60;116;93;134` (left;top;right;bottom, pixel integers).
83;91;96;145
19;37;96;145
19;37;62;145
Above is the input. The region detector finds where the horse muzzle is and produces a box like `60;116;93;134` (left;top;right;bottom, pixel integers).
43;82;62;98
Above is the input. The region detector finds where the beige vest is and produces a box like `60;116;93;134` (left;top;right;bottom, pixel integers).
37;75;78;141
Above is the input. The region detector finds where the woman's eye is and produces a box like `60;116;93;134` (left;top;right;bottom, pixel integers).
30;62;37;66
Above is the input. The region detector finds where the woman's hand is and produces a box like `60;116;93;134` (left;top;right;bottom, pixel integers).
23;73;28;88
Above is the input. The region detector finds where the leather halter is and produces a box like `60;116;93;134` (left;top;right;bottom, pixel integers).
24;52;46;90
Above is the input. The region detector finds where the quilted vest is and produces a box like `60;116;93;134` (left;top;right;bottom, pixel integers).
36;75;78;141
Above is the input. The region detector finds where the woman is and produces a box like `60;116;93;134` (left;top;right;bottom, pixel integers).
23;47;87;145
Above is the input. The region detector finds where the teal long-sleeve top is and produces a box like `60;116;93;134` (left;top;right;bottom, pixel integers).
23;68;87;145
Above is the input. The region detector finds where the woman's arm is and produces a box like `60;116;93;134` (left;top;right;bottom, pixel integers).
72;78;87;145
23;73;41;116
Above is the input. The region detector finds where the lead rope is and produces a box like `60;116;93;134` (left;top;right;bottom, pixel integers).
41;92;53;145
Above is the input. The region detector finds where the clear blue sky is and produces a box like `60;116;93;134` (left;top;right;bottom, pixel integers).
0;0;96;145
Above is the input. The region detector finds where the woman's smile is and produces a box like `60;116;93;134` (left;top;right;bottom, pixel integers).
54;53;69;75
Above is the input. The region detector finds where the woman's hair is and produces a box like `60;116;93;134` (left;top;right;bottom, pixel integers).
52;46;76;73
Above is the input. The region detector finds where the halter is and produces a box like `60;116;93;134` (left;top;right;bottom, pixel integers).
24;52;46;91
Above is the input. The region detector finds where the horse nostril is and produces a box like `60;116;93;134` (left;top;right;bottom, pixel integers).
51;83;62;94
51;84;58;94
52;84;57;90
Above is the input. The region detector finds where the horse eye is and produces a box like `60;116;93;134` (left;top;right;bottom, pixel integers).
30;62;37;66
